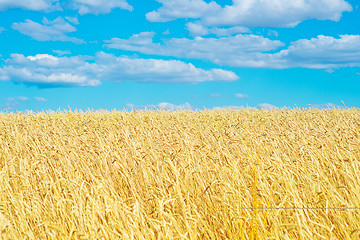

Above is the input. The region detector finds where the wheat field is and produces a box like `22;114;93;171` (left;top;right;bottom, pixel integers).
0;108;359;239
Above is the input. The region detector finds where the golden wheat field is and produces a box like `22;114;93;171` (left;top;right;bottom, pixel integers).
0;108;360;239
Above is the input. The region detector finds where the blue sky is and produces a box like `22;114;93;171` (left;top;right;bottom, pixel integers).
0;0;359;112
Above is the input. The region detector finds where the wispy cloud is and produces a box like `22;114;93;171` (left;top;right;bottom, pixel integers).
34;97;48;102
257;103;278;109
126;102;192;111
12;17;84;44
307;103;340;109
0;27;5;33
268;30;279;37
3;96;29;111
17;96;29;101
53;50;71;56
209;93;222;98
0;52;239;88
235;93;249;99
65;16;79;25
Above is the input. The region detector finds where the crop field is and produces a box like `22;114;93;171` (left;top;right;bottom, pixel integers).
0;108;359;239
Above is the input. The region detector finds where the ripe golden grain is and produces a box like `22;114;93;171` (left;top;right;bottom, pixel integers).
0;108;359;239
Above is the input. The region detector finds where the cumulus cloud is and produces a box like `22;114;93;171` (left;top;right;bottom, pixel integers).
0;54;101;87
148;0;352;28
0;52;239;87
277;35;360;69
12;17;84;44
235;93;249;98
0;0;61;12
68;0;133;15
105;33;360;69
104;32;284;68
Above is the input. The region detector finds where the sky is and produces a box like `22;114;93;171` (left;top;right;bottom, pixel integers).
0;0;359;112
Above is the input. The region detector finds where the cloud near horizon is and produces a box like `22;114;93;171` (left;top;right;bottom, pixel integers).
125;102;192;111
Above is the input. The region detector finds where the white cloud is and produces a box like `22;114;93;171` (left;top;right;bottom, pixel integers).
257;103;278;109
105;33;360;69
34;97;48;102
12;17;84;44
0;0;61;12
69;0;133;15
186;22;209;36
209;93;222;98
65;16;79;25
27;54;58;61
3;96;30;111
0;54;100;87
268;30;279;37
278;35;360;69
308;103;339;109
95;52;239;84
186;22;249;36
0;52;239;87
210;26;250;36
17;96;29;101
146;0;221;22
6;96;29;101
104;32;284;68
157;102;192;110
126;102;192;111
0;0;132;14
163;29;171;35
53;50;71;56
0;27;5;33
235;93;249;98
148;0;352;28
